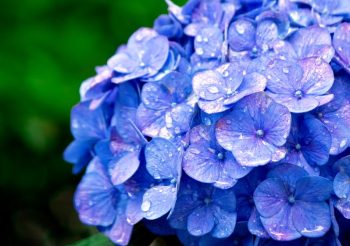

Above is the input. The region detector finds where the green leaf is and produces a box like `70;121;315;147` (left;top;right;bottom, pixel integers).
68;234;114;246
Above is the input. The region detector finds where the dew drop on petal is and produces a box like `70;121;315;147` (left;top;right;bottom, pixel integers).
208;86;219;94
141;200;151;212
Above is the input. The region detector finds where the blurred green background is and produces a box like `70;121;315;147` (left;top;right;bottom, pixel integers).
0;0;185;245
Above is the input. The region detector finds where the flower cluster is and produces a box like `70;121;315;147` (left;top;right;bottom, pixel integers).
64;0;350;245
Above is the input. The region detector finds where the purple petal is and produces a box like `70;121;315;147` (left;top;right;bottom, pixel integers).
254;178;288;218
265;59;303;94
183;143;221;183
74;159;115;226
100;214;133;246
335;198;350;219
198;99;230;114
212;187;236;213
187;206;215;236
248;208;269;238
169;194;202;229
261;204;301;241
294;176;332;202
267;164;308;187
194;26;223;59
107;50;138;74
292;201;331;238
193;70;227;101
142;185;177;220
256;20;279;51
141;82;173;110
333;23;350;66
228;19;256;52
145;138;180;179
211;205;237;238
333;172;350;199
289;26;334;62
299;58;334;96
108;151;140;185
267;92;319;113
125;193;144;225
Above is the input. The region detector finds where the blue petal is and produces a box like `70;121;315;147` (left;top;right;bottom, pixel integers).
261;204;301;241
70;101;110;140
335;198;350;219
183;143;222;183
145;138;181;179
100;212;133;246
289;26;334;62
248;208;269;238
254;178;288;218
228;19;256;52
211;205;237;238
292;201;331;238
63;140;94;173
334;23;350;68
267;93;319;113
169;194;202;229
187;205;215;236
294;176;333;202
300;116;331;166
108;151;140;185
267;164;308;187
212;187;236;213
194;26;223;59
255;20;279;51
299;58;334;96
333;172;350;199
125;193;143;225
74;158;116;226
142;185;177;220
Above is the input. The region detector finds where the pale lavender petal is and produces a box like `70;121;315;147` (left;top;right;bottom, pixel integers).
267;92;319;113
333;172;350;199
335;198;350;219
194;26;223;59
101;214;133;246
142;185;177;220
333;23;350;66
108;151;140;185
228;19;256;52
299;58;334;95
248;208;269;238
192;70;227;101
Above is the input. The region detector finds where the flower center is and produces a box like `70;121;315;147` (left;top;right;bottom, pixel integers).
204;197;211;205
217;152;224;160
256;129;264;138
288;195;295;204
318;112;323;118
295;143;301;150
294;90;303;99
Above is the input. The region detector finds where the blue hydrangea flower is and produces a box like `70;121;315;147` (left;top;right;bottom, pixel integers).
254;164;333;241
136;71;195;139
74;158;133;245
310;74;350;155
169;177;237;238
192;61;267;113
108;28;169;83
282;115;331;175
264;57;334;113
65;0;350;244
333;155;350;219
64;100;112;173
333;23;350;74
216;92;291;166
141;137;183;220
183;125;252;189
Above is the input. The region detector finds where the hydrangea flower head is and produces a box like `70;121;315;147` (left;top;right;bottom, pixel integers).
65;0;350;245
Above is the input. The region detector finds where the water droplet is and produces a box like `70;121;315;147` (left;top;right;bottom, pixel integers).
174;127;181;134
242;70;247;76
203;37;209;43
223;71;229;77
140;62;146;67
226;119;232;125
294;90;303;99
283;67;289;74
196;47;204;55
171;102;177;107
203;117;212;126
208;86;219;94
141;200;151;212
196;35;203;43
235;23;245;34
